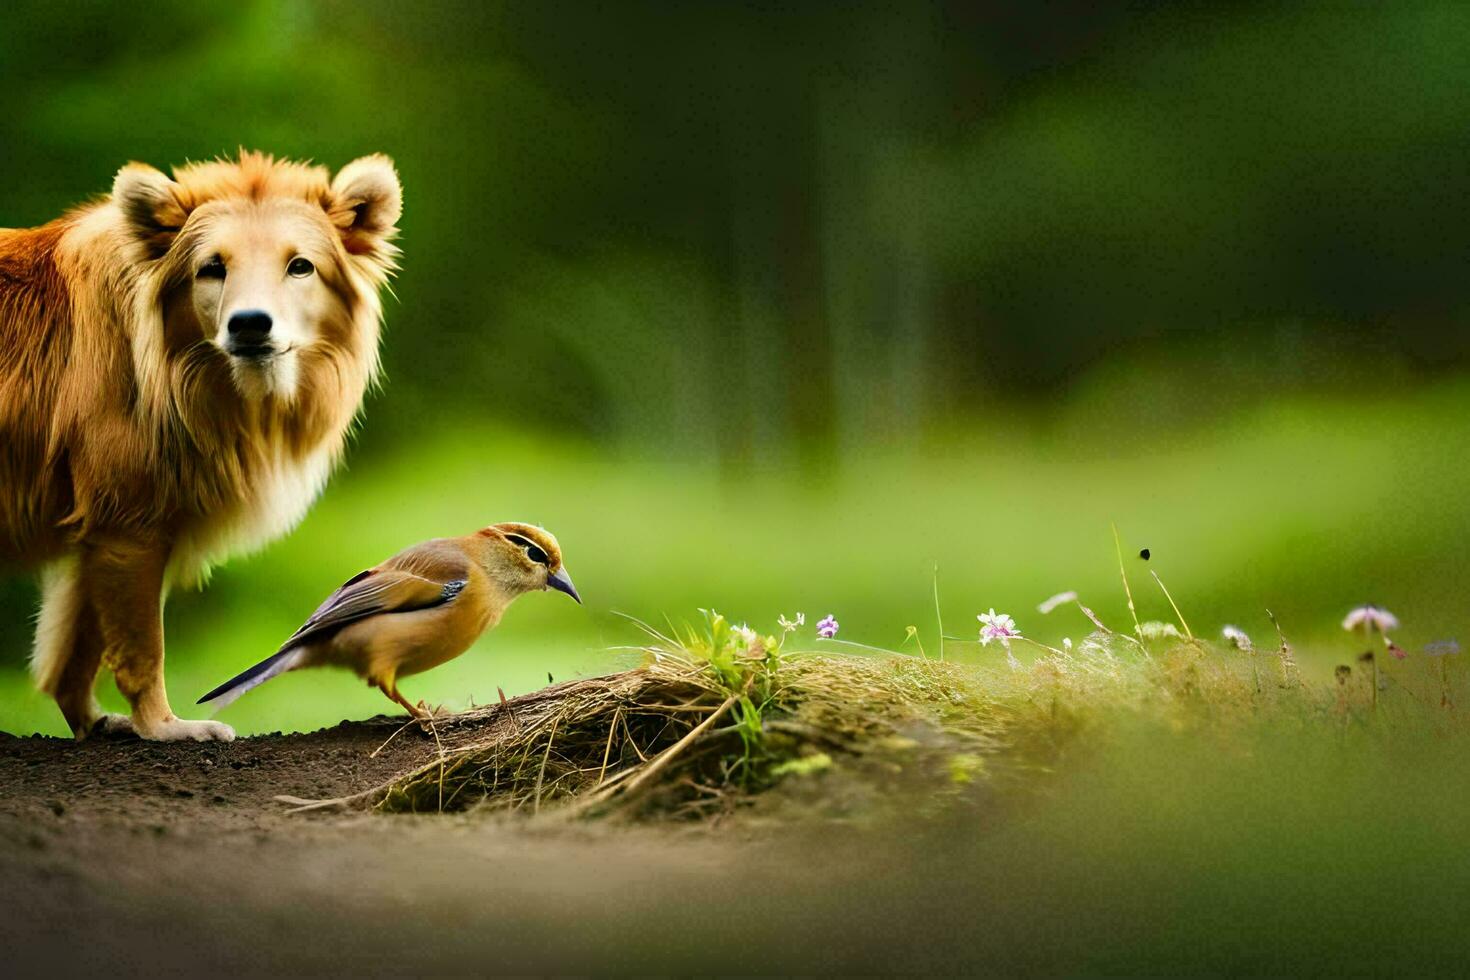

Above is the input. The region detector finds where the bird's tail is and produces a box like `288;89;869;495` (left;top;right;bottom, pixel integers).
196;648;306;712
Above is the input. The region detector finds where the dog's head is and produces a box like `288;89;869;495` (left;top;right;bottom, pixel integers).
113;151;400;400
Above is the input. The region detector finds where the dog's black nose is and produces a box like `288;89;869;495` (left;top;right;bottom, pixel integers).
227;310;273;340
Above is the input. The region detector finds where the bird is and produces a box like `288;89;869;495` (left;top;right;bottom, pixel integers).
197;522;580;719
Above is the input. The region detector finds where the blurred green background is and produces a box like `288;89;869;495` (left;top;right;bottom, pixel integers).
2;0;1468;735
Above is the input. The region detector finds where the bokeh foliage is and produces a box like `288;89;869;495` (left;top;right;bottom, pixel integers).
1;1;1468;734
5;2;1470;455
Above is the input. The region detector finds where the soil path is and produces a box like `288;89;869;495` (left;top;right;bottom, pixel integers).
0;716;432;830
0;717;993;975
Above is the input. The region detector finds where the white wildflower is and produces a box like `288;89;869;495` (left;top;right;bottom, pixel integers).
1221;625;1253;653
777;612;805;632
1342;605;1399;634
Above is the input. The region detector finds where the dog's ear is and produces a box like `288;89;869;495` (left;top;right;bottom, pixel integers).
113;163;190;258
327;155;401;264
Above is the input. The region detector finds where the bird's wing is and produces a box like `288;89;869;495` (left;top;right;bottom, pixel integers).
281;554;470;653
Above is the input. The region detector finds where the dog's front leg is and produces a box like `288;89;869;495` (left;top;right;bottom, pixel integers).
82;538;235;742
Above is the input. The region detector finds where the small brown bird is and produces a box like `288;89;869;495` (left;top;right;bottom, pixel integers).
198;522;579;718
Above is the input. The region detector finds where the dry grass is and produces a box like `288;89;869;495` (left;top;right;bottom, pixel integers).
375;646;1006;818
372;624;1416;816
275;599;1466;821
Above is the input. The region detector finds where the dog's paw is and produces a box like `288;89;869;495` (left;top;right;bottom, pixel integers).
87;713;137;739
135;717;236;742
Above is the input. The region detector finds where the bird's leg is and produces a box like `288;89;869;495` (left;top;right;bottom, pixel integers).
416;699;450;719
376;679;425;720
398;689;440;734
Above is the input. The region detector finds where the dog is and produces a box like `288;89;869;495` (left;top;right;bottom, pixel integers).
0;151;401;740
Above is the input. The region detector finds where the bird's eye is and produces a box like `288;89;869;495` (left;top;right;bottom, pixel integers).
287;256;315;278
505;533;550;566
197;256;226;279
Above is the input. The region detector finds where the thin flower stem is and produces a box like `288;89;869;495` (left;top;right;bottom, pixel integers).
1112;523;1144;642
1150;569;1194;641
944;634;1067;658
817;637;903;657
1370;655;1378;712
933;562;945;663
1072;597;1147;655
1020;636;1069;657
1266;608;1298;687
1072;599;1113;634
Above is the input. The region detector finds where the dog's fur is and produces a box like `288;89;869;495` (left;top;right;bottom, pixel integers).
0;151;401;740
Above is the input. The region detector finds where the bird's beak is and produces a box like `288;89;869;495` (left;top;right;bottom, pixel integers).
546;566;581;604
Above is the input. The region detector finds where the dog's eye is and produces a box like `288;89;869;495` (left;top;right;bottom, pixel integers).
287;257;315;278
196;256;226;280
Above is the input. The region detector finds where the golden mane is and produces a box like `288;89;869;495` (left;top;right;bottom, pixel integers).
0;150;402;739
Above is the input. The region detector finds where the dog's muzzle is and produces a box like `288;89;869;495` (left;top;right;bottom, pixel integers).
226;310;275;360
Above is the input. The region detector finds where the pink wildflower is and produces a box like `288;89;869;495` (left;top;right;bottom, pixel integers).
978;609;1021;646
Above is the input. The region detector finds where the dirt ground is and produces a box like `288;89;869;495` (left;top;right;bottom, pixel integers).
0;717;1013;976
8;712;1444;976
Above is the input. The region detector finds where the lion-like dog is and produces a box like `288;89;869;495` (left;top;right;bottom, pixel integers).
0;151;401;740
